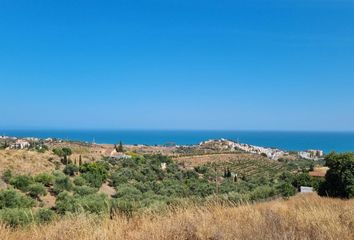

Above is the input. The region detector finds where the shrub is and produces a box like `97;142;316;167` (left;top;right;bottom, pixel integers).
111;199;138;217
10;175;34;192
63;164;79;176
35;208;55;224
2;169;13;183
249;186;276;201
56;192;109;215
73;185;97;196
77;193;110;215
55;191;79;214
226;191;250;203
27;183;47;199
292;173;313;190
114;184;143;201
53;176;73;194
80;162;108;188
34;173;54;187
110;168;135;186
80;162;108;178
277;182;296;198
194;166;208;174
52;170;66;178
73;176;87;186
82;172;105;188
0;208;34;227
52;148;64;157
0;189;35;209
158;179;189;197
186;179;215;197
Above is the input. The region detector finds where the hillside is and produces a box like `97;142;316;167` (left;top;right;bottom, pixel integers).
1;194;352;240
0;139;351;240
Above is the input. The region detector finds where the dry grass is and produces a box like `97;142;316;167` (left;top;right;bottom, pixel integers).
0;143;110;176
1;194;353;240
0;150;57;175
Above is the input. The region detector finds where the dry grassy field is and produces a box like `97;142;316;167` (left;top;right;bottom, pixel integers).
0;194;352;240
0;143;111;176
0;150;57;175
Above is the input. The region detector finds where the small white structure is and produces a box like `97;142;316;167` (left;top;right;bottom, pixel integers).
300;186;313;193
110;152;132;160
161;162;167;171
10;139;31;149
299;150;324;160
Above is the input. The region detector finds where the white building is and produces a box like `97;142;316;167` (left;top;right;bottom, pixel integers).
299;150;324;160
110;152;132;160
10;139;31;149
300;186;313;193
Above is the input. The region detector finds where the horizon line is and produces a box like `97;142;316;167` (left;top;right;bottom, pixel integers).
1;128;354;133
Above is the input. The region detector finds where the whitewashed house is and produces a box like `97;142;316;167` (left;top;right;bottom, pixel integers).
10;139;31;149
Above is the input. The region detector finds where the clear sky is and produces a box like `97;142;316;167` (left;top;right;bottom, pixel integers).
1;0;354;131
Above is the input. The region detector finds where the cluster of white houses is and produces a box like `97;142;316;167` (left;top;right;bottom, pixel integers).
0;136;45;149
10;139;31;149
199;139;324;161
200;139;285;160
298;150;324;160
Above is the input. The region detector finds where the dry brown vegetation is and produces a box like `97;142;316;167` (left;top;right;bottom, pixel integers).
0;150;57;175
0;194;352;240
0;143;111;177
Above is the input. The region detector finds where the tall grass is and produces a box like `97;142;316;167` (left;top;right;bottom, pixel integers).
0;194;353;240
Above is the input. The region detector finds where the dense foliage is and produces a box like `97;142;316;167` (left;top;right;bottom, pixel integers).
319;152;354;198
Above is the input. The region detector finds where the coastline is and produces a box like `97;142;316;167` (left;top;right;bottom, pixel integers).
1;129;354;153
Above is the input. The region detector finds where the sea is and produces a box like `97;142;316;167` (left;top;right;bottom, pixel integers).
1;130;354;153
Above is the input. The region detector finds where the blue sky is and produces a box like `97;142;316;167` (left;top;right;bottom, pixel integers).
1;0;354;131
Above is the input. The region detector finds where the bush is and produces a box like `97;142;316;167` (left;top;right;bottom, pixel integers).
77;193;110;215
292;173;313;190
73;185;97;196
194;166;208;174
158;179;189;197
277;182;296;198
110;168;135;186
73;176;87;186
114;184;143;201
226;191;250;203
249;186;276;201
0;208;34;227
111;199;138;217
27;183;47;199
35;208;55;224
63;164;79;176
80;162;108;188
34;173;54;187
186;179;215;197
0;189;35;209
53;176;73;194
55;191;109;215
82;172;105;188
10;175;34;192
55;191;79;214
2;169;12;183
79;162;108;178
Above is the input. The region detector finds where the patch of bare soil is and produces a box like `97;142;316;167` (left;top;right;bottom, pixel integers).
99;183;116;197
